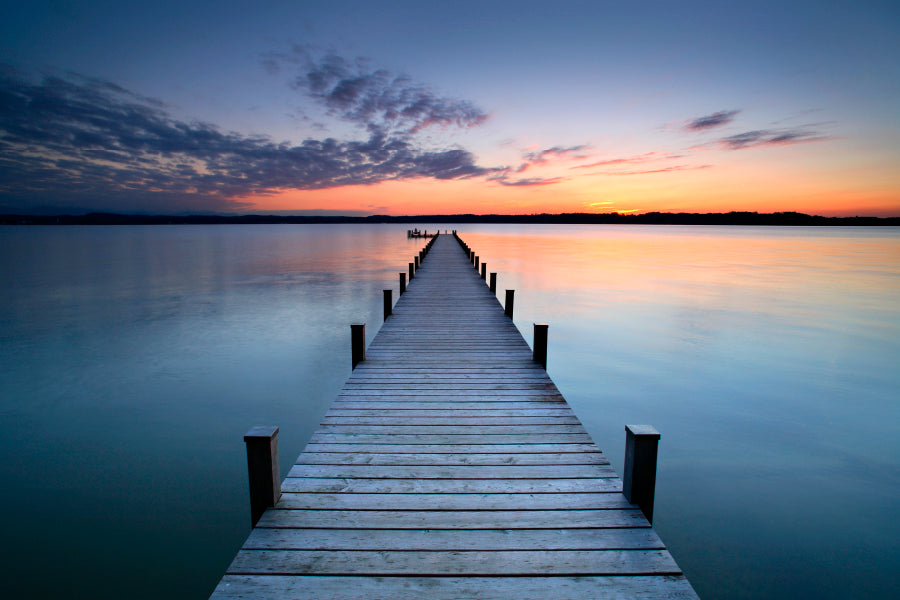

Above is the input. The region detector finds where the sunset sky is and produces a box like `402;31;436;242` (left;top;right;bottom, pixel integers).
2;1;898;216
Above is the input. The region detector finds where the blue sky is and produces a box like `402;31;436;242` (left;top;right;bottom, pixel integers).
2;1;898;215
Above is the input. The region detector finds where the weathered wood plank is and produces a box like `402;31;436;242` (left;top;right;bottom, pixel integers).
211;575;700;600
243;527;663;551
307;433;596;444
279;477;622;494
323;408;576;418
286;463;618;479
256;508;649;529
294;452;609;466
226;549;681;576
301;443;601;454
319;417;583;425
275;492;631;510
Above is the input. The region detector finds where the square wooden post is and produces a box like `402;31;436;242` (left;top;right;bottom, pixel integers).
623;425;660;523
244;426;280;527
533;323;548;369
351;323;366;369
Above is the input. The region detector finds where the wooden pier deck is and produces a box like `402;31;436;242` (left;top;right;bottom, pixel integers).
211;234;699;599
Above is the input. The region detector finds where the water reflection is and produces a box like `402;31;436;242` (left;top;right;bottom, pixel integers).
460;224;900;600
0;223;897;599
0;224;428;598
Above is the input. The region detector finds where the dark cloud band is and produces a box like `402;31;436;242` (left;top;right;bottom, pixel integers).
0;66;492;213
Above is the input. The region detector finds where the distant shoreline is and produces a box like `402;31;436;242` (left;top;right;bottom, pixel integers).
2;211;898;226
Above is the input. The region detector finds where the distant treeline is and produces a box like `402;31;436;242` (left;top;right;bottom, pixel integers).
2;211;898;226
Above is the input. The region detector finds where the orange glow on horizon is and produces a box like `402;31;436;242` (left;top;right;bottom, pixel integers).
233;165;900;218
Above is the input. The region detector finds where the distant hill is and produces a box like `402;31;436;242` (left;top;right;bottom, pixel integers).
2;211;897;226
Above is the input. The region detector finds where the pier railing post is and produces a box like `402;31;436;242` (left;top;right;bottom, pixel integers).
415;255;420;270
505;289;515;319
383;289;392;320
244;426;280;527
351;323;366;369
475;256;480;270
623;425;660;524
481;263;487;281
399;272;406;295
490;272;497;294
409;262;415;280
533;323;548;369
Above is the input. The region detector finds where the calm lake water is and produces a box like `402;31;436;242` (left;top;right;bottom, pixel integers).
1;224;897;599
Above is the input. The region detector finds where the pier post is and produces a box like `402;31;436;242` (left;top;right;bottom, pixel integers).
399;272;406;295
475;256;480;270
481;263;487;281
533;323;548;369
490;272;497;294
623;425;660;524
505;289;515;319
351;323;366;369
244;426;280;527
409;262;415;280
415;255;420;270
383;289;392;320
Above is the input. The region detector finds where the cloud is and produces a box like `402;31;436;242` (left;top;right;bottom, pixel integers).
572;151;674;169
276;50;489;136
492;175;565;187
521;145;591;165
596;164;712;176
718;128;830;150
570;151;704;176
685;110;740;132
0;66;494;213
514;144;592;174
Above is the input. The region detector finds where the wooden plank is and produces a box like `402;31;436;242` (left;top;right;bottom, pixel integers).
279;477;622;494
211;575;700;600
301;443;602;453
311;425;590;434
275;492;631;510
243;527;663;551
323;408;576;418
307;433;596;444
256;509;648;529
319;417;583;425
286;464;618;479
226;549;681;576
294;452;609;466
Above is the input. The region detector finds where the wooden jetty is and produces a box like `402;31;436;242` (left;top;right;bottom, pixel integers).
406;228;439;238
210;233;699;599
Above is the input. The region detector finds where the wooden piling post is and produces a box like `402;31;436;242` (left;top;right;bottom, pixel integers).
475;256;480;270
351;323;366;369
244;426;280;527
383;289;392;320
623;425;660;524
399;272;406;295
409;262;415;280
533;323;548;369
481;263;487;281
415;255;420;270
490;272;497;294
505;289;515;319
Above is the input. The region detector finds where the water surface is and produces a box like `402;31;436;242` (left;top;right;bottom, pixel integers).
0;224;897;599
